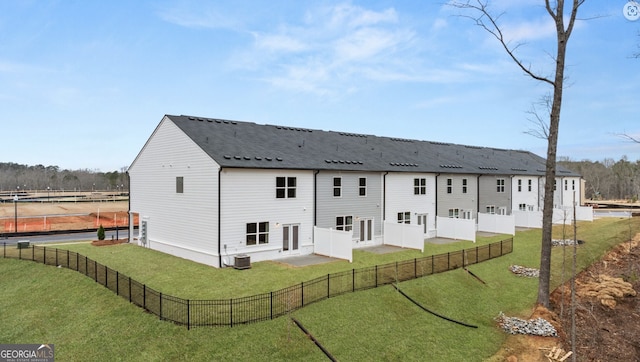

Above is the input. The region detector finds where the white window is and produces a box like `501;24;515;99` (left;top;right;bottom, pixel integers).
519;203;527;211
246;222;269;246
333;177;342;197
397;211;410;224
414;178;426;195
336;216;352;231
359;177;367;196
486;205;496;214
448;208;460;218
496;179;505;193
572;180;575;190
564;180;568;191
276;177;296;198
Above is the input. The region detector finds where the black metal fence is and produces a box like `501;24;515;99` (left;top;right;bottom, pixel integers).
1;238;512;328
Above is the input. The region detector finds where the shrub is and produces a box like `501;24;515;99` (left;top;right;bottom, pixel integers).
97;225;105;240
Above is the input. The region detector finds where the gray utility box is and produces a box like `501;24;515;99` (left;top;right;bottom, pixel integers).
233;255;251;270
17;241;30;249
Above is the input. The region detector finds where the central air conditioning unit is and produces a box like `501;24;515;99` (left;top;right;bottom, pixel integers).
233;254;251;270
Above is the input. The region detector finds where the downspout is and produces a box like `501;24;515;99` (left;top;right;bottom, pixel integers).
314;170;319;227
476;175;481;218
218;168;222;268
382;172;388;221
509;175;514;214
435;173;440;216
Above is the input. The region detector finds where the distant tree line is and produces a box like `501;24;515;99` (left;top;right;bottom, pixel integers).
1;158;638;200
559;156;640;201
0;162;128;193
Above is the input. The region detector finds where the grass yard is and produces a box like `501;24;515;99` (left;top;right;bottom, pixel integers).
1;216;638;361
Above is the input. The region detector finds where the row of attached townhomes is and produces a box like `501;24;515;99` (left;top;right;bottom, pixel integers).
128;115;591;268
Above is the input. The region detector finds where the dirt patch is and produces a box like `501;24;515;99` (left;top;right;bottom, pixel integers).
493;235;640;361
0;201;135;233
91;239;128;246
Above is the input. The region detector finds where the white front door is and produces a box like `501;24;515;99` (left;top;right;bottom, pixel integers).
359;218;373;243
282;224;299;254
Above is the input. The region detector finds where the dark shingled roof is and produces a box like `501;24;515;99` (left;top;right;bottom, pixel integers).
167;114;580;177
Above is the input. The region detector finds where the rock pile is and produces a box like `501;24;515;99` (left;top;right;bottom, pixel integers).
495;312;558;337
509;265;539;278
551;239;583;246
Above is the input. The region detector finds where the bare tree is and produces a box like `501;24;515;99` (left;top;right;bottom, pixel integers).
452;0;584;307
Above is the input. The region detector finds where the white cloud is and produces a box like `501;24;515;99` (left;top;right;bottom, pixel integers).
157;4;239;29
252;32;309;53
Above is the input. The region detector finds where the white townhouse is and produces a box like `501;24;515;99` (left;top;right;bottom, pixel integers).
128;115;583;268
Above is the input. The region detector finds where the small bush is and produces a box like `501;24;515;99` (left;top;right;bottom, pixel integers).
97;225;105;240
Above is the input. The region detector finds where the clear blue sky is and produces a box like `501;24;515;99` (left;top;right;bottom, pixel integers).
1;1;639;172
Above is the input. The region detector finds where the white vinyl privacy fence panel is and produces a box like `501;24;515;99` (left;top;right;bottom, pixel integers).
313;227;352;262
383;222;424;252
513;210;543;228
477;213;515;235
436;217;476;242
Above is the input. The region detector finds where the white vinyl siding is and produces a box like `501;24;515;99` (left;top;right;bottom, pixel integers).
129;117;221;266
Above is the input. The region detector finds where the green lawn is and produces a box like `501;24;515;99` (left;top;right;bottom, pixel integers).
1;217;637;361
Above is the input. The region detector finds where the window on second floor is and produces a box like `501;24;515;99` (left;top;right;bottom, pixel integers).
333;177;342;197
517;179;522;192
359;177;367;196
176;176;184;194
276;177;296;198
462;178;468;193
414;178;426;195
447;178;452;194
528;179;532;192
496;179;505;193
564;179;568;191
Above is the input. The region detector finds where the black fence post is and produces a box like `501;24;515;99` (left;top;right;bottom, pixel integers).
2;242;5;258
414;258;417;279
159;292;163;320
447;252;450;270
476;246;479;264
116;271;119;295
105;265;108;287
129;276;132;303
55;248;58;266
352;269;355;292
270;292;273;320
143;284;146;309
187;299;190;330
67;249;70;268
301;282;305;307
94;261;97;282
431;255;434;274
32;245;34;261
230;299;233;327
327;274;330;299
375;265;378;287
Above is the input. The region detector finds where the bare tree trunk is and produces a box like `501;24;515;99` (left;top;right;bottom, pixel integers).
452;0;583;307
